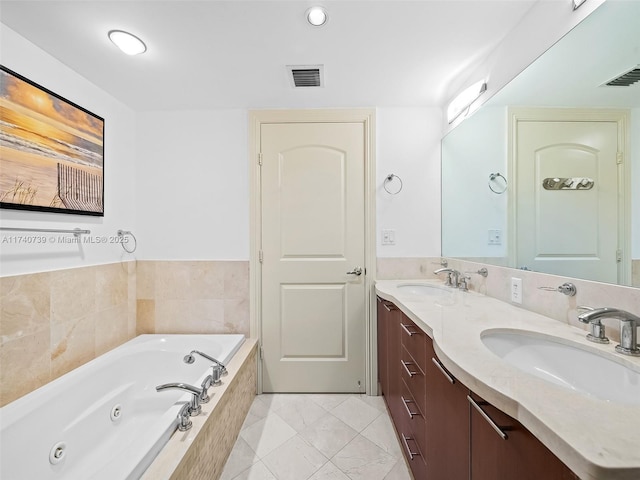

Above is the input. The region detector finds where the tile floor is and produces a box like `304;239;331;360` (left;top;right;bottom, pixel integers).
220;393;412;480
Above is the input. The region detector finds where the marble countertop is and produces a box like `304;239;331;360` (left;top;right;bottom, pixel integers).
375;280;640;480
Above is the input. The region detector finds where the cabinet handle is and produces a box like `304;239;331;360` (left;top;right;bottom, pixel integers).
401;434;421;460
383;302;396;312
467;395;509;440
431;357;455;384
401;360;418;377
401;396;420;418
400;323;418;336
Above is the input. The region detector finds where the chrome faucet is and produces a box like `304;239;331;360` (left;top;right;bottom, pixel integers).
156;382;204;416
434;267;460;287
578;307;640;356
577;306;609;344
184;350;228;376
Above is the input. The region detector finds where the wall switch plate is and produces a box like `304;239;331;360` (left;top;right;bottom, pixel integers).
488;229;502;245
381;229;396;245
511;277;523;304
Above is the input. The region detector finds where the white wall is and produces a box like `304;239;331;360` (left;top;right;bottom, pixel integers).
135;107;442;261
0;25;137;276
135;109;249;260
376;107;442;257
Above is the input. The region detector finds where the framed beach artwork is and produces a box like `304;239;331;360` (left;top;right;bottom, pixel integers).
0;65;104;216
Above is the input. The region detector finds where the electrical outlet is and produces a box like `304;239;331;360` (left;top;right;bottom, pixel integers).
381;229;396;245
511;277;523;304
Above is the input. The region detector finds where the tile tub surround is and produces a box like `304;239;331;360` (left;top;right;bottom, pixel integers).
220;393;411;480
0;261;136;406
376;280;640;480
141;339;258;480
136;260;250;336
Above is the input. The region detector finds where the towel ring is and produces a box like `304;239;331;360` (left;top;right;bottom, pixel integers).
488;172;507;194
117;229;137;253
384;174;403;195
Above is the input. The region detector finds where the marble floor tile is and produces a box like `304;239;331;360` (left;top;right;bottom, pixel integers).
274;396;328;432
361;414;402;457
329;395;382;432
299;414;358;459
308;461;351;480
332;435;397;480
262;435;327;480
220;437;259;480
233;461;277;480
240;413;297;458
225;394;409;480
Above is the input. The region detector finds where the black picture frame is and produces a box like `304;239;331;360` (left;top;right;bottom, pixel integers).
0;65;105;216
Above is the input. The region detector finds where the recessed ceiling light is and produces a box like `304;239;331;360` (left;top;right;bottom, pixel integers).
306;7;328;27
108;30;147;55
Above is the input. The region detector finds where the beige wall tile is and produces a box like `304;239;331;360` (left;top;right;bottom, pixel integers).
95;305;129;356
51;312;97;379
0;329;51;406
377;257;444;280
224;261;250;300
51;266;96;324
96;262;128;310
137;299;156;335
224;298;250;335
154;299;225;334
0;272;51;345
632;259;640;288
136;260;156;300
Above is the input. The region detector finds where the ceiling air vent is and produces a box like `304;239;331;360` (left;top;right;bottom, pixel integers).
287;65;324;88
603;65;640;87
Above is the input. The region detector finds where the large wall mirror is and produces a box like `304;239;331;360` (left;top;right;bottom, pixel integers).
442;0;640;288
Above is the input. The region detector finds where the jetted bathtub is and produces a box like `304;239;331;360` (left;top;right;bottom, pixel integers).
0;334;245;480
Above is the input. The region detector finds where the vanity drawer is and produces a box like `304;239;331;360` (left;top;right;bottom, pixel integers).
400;346;426;417
400;314;427;373
401;379;426;453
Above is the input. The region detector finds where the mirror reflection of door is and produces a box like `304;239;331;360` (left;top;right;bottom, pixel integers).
511;108;629;284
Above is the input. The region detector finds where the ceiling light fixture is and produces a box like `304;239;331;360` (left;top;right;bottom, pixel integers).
573;0;587;10
447;80;487;124
108;30;147;55
306;6;328;27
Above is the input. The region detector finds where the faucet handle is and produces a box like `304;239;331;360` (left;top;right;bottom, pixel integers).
576;307;610;344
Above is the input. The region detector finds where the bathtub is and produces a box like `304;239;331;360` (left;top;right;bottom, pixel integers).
0;334;245;480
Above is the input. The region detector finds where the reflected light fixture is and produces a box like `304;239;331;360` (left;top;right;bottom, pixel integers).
573;0;587;10
108;30;147;55
307;6;328;26
447;80;487;124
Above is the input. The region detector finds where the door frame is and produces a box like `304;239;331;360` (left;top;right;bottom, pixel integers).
249;109;377;394
507;107;631;284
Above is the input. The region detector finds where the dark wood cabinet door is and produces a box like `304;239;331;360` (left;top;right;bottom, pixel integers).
469;392;579;480
376;297;389;395
425;343;470;480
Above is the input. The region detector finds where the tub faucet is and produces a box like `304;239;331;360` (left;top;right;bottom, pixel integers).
184;350;228;376
578;307;640;356
156;382;204;416
434;268;460;287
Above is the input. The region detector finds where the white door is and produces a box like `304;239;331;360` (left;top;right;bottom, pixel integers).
515;118;621;283
260;121;366;392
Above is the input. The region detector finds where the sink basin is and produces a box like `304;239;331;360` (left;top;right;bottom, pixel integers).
481;330;640;404
396;283;450;296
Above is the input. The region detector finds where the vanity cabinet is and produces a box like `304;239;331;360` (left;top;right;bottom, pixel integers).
425;342;469;480
469;392;579;480
376;297;579;480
